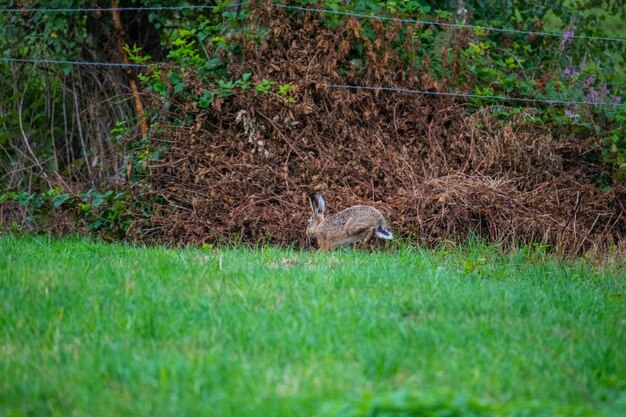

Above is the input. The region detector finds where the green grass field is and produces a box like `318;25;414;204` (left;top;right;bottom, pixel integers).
1;235;625;416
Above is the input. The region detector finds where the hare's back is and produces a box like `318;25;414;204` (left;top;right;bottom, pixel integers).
323;205;384;228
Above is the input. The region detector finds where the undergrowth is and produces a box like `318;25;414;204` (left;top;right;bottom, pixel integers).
1;0;625;250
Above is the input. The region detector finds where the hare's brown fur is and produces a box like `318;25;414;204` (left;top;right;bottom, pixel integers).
307;195;392;250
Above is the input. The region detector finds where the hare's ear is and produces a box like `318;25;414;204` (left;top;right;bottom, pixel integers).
315;194;325;214
308;194;318;213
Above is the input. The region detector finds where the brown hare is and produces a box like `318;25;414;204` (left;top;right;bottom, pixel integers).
306;194;393;250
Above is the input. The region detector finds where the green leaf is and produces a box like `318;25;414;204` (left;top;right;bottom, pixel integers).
53;194;72;209
198;91;214;108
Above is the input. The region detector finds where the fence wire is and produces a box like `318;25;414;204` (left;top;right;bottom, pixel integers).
2;1;625;43
1;2;624;108
1;56;621;108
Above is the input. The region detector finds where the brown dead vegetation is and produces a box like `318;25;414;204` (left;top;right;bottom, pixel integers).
129;3;625;254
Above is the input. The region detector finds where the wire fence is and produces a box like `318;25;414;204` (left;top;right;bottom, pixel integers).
1;2;625;108
2;56;620;108
273;4;626;43
2;1;625;43
0;3;245;12
0;57;153;68
320;84;625;107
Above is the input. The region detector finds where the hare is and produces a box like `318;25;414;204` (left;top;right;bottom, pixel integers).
306;194;393;250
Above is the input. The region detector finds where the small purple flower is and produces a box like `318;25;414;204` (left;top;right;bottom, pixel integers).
615;96;622;103
562;66;578;80
585;87;600;103
561;27;574;45
584;76;595;86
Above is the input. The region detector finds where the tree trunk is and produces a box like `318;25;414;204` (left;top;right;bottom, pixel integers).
111;0;149;140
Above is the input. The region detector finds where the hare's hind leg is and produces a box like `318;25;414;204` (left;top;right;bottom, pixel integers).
363;227;376;247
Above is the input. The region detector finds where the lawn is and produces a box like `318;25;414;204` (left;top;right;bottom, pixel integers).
1;235;625;416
